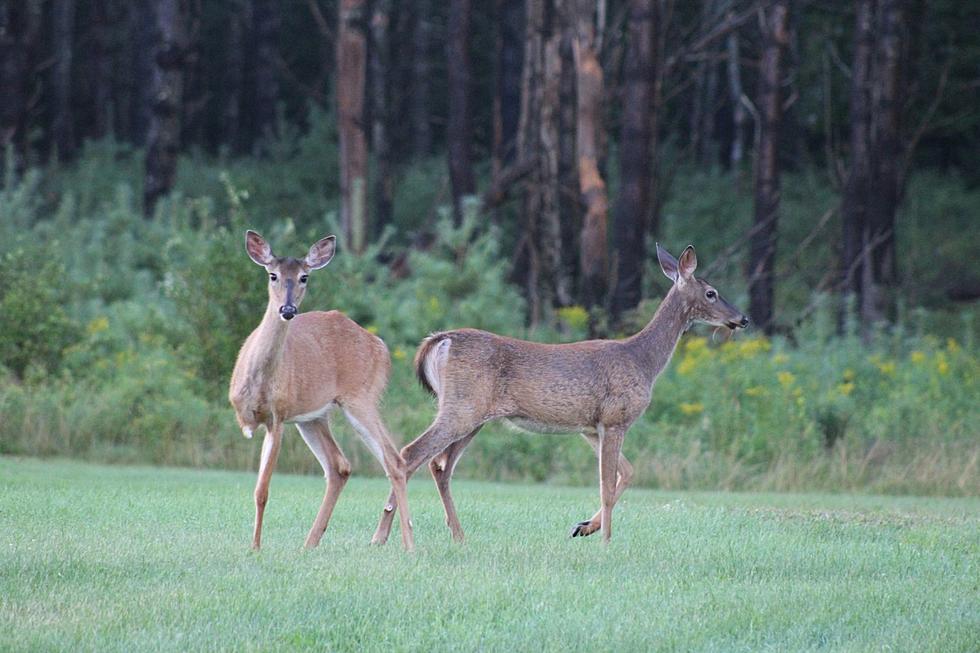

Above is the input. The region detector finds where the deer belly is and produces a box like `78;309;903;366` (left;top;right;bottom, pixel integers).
503;418;579;435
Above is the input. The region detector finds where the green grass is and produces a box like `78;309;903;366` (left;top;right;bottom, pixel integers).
1;458;978;652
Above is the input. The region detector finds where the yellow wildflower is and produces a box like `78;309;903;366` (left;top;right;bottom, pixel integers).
946;338;960;353
679;402;704;416
744;386;767;397
910;351;926;364
685;337;709;354
365;325;379;335
772;353;789;365
837;382;854;396
738;338;771;358
428;296;440;312
875;360;896;376
393;347;407;361
936;352;950;375
843;368;855;381
87;316;109;335
777;371;796;388
677;356;699;376
557;305;589;330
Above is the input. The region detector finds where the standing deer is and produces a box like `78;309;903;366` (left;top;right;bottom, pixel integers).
371;244;747;545
229;230;414;551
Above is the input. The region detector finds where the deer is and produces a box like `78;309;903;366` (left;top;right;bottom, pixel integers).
229;230;414;551
370;244;747;545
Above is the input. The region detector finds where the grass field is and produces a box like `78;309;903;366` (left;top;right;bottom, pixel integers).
1;457;977;652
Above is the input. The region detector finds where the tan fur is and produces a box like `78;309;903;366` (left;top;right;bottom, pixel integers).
229;231;414;551
373;244;747;545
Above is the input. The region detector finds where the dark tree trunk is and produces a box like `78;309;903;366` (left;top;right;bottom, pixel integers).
221;0;247;154
558;22;580;300
572;0;609;315
840;0;875;327
493;0;524;180
517;0;566;325
725;10;746;175
252;0;280;148
866;0;904;322
410;0;432;158
143;0;186;216
129;1;155;147
337;0;369;252
50;0;77;161
447;0;475;225
0;0;42;170
91;0;114;140
370;0;393;236
611;0;656;320
746;0;789;334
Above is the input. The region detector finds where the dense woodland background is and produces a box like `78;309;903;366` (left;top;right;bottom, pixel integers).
0;0;977;494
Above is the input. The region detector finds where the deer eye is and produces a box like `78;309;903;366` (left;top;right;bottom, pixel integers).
268;273;278;282
705;289;717;300
299;275;308;284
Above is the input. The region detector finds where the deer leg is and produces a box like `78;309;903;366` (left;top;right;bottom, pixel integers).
570;430;634;538
598;425;626;543
252;423;284;550
429;427;481;542
342;403;416;552
371;414;477;546
296;420;351;549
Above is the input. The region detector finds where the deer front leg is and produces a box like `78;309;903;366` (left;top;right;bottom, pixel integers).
571;428;632;539
296;420;351;549
252;423;284;550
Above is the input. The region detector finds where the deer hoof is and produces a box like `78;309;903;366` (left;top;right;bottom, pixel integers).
569;520;597;538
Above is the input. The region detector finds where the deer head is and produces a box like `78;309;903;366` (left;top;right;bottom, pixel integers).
656;243;748;331
245;230;336;321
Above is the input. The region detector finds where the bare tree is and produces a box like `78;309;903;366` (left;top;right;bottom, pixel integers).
337;0;369;252
746;0;789;333
143;0;186;216
493;0;524;181
0;0;42;170
370;0;393;236
611;0;657;320
447;0;476;225
50;0;77;161
221;0;248;153
252;0;281;148
410;0;432;158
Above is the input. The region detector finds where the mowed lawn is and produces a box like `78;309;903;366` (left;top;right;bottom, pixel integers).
1;458;977;652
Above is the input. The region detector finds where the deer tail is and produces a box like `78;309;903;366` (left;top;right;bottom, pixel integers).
414;332;452;397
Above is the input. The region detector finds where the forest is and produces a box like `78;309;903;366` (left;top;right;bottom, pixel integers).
0;0;977;495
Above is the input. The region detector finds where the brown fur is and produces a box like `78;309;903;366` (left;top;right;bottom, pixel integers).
372;244;747;545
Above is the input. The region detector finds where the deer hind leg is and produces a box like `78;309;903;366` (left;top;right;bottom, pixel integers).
371;413;479;546
295;420;351;549
570;428;634;539
342;402;416;552
252;422;284;550
429;427;481;542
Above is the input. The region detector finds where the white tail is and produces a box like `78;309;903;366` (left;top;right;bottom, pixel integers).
373;244;747;545
229;230;414;551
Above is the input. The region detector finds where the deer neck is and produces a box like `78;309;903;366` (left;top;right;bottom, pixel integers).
626;286;691;380
244;304;292;384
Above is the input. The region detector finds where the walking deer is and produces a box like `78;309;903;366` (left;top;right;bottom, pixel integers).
371;244;747;545
229;230;414;551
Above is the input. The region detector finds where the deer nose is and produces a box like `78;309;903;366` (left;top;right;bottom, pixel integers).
279;305;297;320
739;316;749;328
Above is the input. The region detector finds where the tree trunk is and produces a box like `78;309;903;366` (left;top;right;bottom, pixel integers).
866;0;904;322
410;0;432;158
0;0;42;170
50;0;77;161
517;0;566;325
447;0;475;225
839;0;875;328
222;0;247;154
337;0;369;252
143;0;185;216
252;0;280;149
725;11;746;176
91;0;114;140
558;22;580;301
746;0;789;334
129;1;155;147
370;0;393;236
611;0;656;320
493;0;524;181
572;0;609;314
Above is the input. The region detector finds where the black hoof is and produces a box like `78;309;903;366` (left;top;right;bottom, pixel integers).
569;520;593;538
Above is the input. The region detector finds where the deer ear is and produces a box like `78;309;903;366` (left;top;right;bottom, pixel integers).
657;243;679;282
678;245;697;280
245;230;274;267
305;235;336;270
